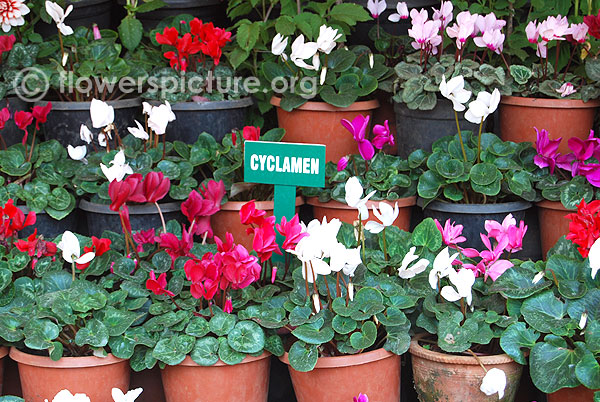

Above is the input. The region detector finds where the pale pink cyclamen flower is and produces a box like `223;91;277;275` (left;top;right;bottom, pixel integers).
473;28;505;53
475;13;506;35
538;15;570;41
526;20;539;43
388;1;408;22
570;23;589;43
462;234;514;281
93;24;102;40
408;9;442;53
446;11;478;50
367;0;386;18
557;82;576;97
435;219;467;248
432;1;453;29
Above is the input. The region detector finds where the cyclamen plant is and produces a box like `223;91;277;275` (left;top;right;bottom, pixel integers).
534;128;600;209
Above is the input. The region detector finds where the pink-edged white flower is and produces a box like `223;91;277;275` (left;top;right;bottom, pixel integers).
440;268;476;305
557;82;576;97
0;0;30;33
475;13;506;35
538;15;570;41
588;237;600;279
473;28;505;53
388;1;408;22
480;368;507;399
408;10;442;53
112;388;143;402
432;1;453;29
439;75;471;112
127;120;149;140
57;231;95;265
365;202;399;234
465;88;501;124
398;247;429;279
446;11;478;50
570;22;589;43
367;0;386;18
526;20;539;43
67;145;87;161
79;124;93;144
316;25;341;54
45;1;73;36
271;33;288;59
90;98;114;129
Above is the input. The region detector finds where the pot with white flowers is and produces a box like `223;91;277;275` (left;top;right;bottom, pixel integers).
403;217;527;401
35;3;143;147
146;18;252;144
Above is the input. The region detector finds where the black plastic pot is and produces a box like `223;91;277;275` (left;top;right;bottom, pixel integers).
0;96;29;147
394;99;484;158
163;97;253;143
421;200;542;261
37;97;142;147
119;0;228;30
79;199;183;236
348;0;438;47
35;0;112;37
17;206;80;240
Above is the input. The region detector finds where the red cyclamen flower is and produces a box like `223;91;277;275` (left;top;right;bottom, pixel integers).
252;221;282;263
0;199;35;240
76;236;111;270
143;171;171;203
239;200;266;226
146;270;175;296
584;10;600;39
0;35;15;54
0;107;10;131
566;199;600;258
14;229;57;270
276;214;308;251
242;126;260;141
32;102;52;130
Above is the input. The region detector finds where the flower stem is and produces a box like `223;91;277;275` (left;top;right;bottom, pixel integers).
467;349;488;373
71;262;75;281
155;202;167;234
477;118;484;164
382;227;389;262
454;110;468;162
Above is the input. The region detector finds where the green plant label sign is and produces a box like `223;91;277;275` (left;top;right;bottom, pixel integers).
244;141;326;187
244;141;325;261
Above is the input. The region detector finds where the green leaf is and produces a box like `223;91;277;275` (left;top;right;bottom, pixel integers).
209;312;237;336
265;334;284;356
237;21;261;51
288;340;318;372
275;15;296;35
218;337;245;365
500;322;539;365
470;163;499;186
530;335;584;393
510;65;533;85
153;335;195;365
412;218;442;251
118;16;143;52
417;171;443;200
349;321;377;349
75;319;109;348
329;3;370;25
292;322;334;345
227;320;265;354
332;315;357;335
23;319;59;350
521;291;571;335
576;343;600;389
102;306;139;337
190;337;220;366
185;316;210;338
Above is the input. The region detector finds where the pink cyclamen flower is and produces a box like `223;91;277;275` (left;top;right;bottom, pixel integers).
485;214;517;241
484;214;527;253
533;127;562;174
372;120;394;149
446;11;477;49
388;1;408;22
337;155;349;171
475;13;506;35
93;24;102;39
435;218;467;248
556;132;599;175
366;0;386;18
556;82;576;97
463;234;513;281
526;20;539;43
276;214;309;251
224;297;233;313
473;28;505;53
408;9;442;53
538;15;570;41
570;22;589;43
341;114;375;161
506;220;528;253
432;1;453;29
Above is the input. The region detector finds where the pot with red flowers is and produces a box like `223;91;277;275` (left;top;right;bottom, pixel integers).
0;203;147;400
301;115;423;230
145;15;252;144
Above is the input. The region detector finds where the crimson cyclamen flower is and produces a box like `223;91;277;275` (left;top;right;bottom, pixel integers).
566;199;600;258
215;232;235;253
239;200;266;226
584;10;600;39
14;229;57;270
0;34;15;54
32;102;52;130
146;270;175;296
133;228;155;252
242;126;260;141
252;221;282;263
276;214;308;251
143;171;170;203
0;107;10;131
108;179;133;211
156;227;193;266
14;110;32;144
221;244;261;290
184;254;220;300
0;199;35;240
76;236;111;270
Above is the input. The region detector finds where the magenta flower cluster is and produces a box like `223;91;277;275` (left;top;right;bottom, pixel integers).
338;114;395;170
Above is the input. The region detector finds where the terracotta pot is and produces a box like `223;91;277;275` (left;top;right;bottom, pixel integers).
161;352;271;402
547;385;598;402
0;346;7;394
10;348;130;402
280;348;401;402
211;197;304;250
270;97;380;163
499;96;600;154
307;197;416;230
536;200;573;259
410;334;523;402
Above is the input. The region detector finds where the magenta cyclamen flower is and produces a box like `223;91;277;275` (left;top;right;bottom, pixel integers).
435;218;466;248
533;128;561;174
341;115;375;161
485;214;527;253
337;155;349;171
354;394;369;402
372;120;394;149
556;134;597;175
462;234;513;281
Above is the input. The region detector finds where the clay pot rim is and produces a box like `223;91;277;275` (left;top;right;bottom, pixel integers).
9;347;126;368
0;346;8;359
409;333;516;365
219;196;304;211
307;196;417;210
270;96;380;112
175;351;271;367
79;199;181;215
279;347;396;369
500;96;600;109
536;200;575;212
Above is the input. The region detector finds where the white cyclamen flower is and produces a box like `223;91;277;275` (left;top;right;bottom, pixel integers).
345;176;376;220
90;98;114;129
365;202;399;234
320;66;327;85
440;268;476;306
464;88;501;124
271;33;288;58
45;1;74;36
439;75;472;112
429;247;459;289
112;388;143;402
588;237;600;279
67;145;87;161
57;231;95;265
398;246;429;279
290;35;319;69
329;242;362;277
147;101;176;135
316;25;341;54
579;312;588;330
480;368;507;399
531;271;545;284
79;124;93;144
127;120;149;140
312;293;321;313
0;0;30;33
100;149;133;182
48;389;91;402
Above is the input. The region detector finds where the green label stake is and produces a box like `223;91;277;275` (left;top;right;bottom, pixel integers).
244;141;325;261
